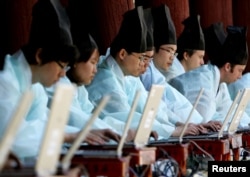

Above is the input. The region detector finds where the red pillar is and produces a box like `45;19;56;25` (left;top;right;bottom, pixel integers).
232;0;250;72
146;0;190;38
5;0;37;54
189;0;233;29
90;0;134;55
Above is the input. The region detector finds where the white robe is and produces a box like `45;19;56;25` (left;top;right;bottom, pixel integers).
0;50;48;160
228;73;250;118
0;50;79;161
169;64;250;127
45;77;125;134
140;61;204;124
86;55;175;138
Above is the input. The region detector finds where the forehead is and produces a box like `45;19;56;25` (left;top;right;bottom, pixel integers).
160;44;177;51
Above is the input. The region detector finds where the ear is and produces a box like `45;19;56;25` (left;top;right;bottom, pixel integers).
35;48;43;65
183;51;189;61
224;62;231;72
118;49;127;61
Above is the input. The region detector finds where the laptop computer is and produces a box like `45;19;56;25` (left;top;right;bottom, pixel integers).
183;88;250;140
35;83;76;177
149;88;204;144
0;90;33;171
60;94;112;172
64;91;142;160
130;85;165;148
62;84;165;162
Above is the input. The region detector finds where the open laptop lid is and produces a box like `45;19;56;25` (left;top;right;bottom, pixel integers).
133;85;165;148
116;90;141;157
227;88;250;135
179;88;204;143
216;89;243;138
0;90;33;171
35;84;76;177
60;95;110;171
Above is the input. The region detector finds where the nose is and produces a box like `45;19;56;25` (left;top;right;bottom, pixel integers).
200;59;205;65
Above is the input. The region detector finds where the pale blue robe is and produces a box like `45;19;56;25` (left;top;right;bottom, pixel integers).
0;50;48;160
86;55;175;138
160;57;185;82
0;50;78;160
228;73;250;118
140;61;204;124
169;63;250;127
45;77;125;134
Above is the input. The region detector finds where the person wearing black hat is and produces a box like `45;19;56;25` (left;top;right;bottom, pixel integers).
163;15;205;81
46;32;144;142
169;24;250;127
139;5;220;134
0;0;113;161
85;6;185;139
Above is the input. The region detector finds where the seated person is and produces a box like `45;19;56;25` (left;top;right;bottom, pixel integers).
86;6;203;139
169;24;250;128
140;6;220;132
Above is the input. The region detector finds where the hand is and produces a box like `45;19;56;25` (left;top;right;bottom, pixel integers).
3;152;22;169
172;123;200;137
202;121;222;132
90;129;121;143
196;124;209;134
150;131;158;140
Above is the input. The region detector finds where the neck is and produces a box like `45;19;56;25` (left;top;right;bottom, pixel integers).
29;65;40;84
180;60;188;72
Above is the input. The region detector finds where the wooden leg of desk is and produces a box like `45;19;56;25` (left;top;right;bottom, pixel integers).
232;148;240;161
221;153;231;161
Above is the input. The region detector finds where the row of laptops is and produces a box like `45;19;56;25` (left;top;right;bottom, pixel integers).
1;83;250;176
0;83;166;176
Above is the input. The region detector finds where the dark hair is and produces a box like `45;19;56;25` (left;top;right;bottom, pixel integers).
22;44;79;66
177;48;195;61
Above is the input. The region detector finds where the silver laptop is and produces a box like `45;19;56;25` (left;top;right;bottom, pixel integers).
0;90;33;171
67;91;142;160
35;84;76;177
184;88;250;140
131;85;165;148
60;95;112;172
150;88;204;144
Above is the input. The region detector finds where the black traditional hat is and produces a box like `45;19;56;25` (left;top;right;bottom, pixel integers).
110;6;147;53
178;15;205;50
222;26;248;65
203;22;227;61
151;4;176;48
144;8;154;51
29;0;73;48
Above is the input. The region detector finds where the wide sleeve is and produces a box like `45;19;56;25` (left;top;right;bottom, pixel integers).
169;67;218;123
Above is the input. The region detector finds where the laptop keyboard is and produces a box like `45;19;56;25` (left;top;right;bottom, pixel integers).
80;150;118;157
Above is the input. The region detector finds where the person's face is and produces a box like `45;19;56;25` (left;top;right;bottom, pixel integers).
153;44;177;71
119;50;145;77
223;64;246;84
140;50;154;74
39;60;69;87
72;49;99;85
184;50;205;72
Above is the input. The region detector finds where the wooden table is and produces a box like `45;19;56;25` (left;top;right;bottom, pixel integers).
188;138;231;161
70;155;131;177
149;142;189;177
66;145;156;177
